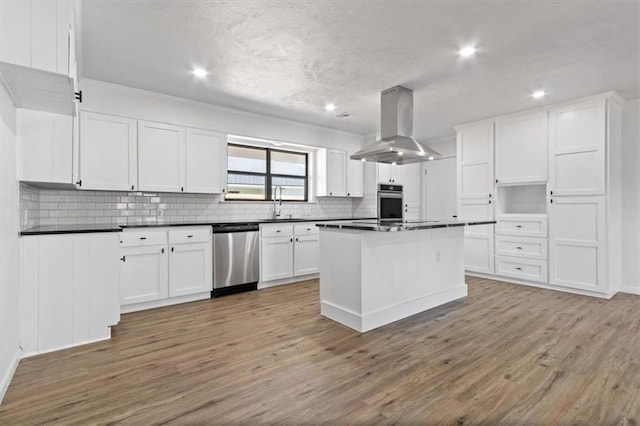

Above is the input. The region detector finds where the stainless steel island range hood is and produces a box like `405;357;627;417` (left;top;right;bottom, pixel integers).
351;86;441;165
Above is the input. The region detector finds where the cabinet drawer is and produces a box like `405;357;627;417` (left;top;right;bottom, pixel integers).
120;230;167;247
495;236;548;260
294;223;319;236
261;223;294;238
168;227;211;244
495;256;548;283
496;216;547;237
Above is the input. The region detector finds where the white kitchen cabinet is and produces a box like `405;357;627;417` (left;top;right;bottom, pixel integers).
17;109;73;184
377;163;394;184
423;157;457;221
120;227;212;312
185;128;226;194
316;149;347;197
402;163;422;220
261;236;295;281
138;120;186;192
168;228;212;297
495;111;547;184
549;196;606;293
346;156;363;197
260;222;320;284
548;99;606;196
20;232;120;356
458;198;494;274
294;234;320;276
0;0;78;115
79;112;138;191
120;244;169;305
456;122;494;199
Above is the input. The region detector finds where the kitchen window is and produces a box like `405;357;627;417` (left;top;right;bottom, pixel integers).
226;144;308;201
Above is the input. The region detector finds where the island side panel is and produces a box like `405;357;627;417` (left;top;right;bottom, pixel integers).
360;227;467;332
319;228;363;331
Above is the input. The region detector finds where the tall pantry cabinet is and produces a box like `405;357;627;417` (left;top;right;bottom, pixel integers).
455;92;623;298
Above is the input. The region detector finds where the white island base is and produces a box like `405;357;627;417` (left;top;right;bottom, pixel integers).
319;226;467;332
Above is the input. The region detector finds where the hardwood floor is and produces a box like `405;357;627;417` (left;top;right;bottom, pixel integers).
1;276;639;424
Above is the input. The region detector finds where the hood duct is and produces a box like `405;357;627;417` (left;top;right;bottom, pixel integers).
350;86;441;165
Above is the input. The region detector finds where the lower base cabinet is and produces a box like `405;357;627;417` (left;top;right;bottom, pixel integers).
20;232;121;356
260;223;319;284
120;227;212;312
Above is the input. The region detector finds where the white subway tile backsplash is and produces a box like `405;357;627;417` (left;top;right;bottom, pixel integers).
19;184;368;230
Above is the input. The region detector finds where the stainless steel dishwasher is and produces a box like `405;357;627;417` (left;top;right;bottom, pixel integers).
212;223;260;297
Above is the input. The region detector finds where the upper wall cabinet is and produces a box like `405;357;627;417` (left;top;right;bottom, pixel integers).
548;99;606;196
456;122;494;199
78;112;227;194
0;0;78;115
495;111;547;185
316;149;362;197
18;109;73;185
185;128;227;194
79;112;138;191
138;121;186;192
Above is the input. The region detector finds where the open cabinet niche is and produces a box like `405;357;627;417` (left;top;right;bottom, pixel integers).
496;184;547;215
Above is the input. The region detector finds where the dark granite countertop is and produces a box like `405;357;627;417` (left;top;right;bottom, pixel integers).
20;217;376;236
317;219;497;232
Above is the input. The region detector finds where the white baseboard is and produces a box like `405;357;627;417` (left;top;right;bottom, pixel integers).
0;348;22;403
619;285;640;295
321;284;468;333
121;292;211;314
467;272;615;299
258;273;318;289
21;333;112;359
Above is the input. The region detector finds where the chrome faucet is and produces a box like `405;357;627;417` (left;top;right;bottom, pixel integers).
272;185;283;219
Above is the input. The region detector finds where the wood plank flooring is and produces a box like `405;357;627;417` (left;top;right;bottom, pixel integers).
1;276;639;424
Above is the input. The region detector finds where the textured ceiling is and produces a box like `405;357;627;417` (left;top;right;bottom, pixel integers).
81;1;640;140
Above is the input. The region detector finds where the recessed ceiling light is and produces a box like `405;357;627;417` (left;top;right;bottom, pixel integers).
532;90;546;99
398;151;404;156
324;104;336;112
428;156;435;161
458;46;477;58
361;159;366;162
193;67;208;78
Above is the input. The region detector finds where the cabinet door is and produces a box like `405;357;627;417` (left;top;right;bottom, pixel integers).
186;128;226;194
169;242;212;297
457;122;494;198
261;236;294;281
495;111;547;184
0;0;30;67
326;149;346;196
378;163;393;184
346;157;363;197
423;157;457;220
458;198;495;274
549;196;606;292
79;112;137;191
120;245;168;305
138;120;186;192
18;109;73;184
294;235;319;276
548;100;606;196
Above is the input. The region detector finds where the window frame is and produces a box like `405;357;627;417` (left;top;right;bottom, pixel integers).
225;143;309;202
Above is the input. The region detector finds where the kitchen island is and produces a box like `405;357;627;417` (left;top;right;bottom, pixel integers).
317;220;495;332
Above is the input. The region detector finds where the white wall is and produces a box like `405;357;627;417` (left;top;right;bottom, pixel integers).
0;83;21;401
80;79;364;152
621;98;640;294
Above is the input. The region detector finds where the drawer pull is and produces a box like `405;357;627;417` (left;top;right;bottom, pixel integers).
139;237;147;240
276;230;281;233
187;235;194;238
516;246;523;250
516;225;522;228
515;267;522;271
306;228;311;231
